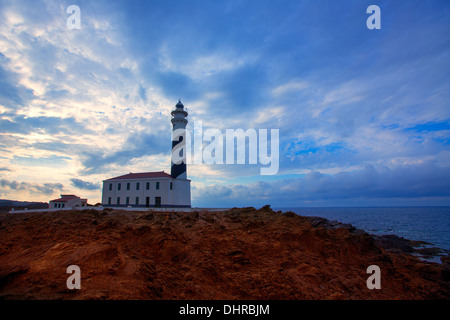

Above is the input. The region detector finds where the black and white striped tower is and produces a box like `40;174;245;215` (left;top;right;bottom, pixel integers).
170;100;188;179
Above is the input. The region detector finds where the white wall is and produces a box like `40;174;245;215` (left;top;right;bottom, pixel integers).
101;177;191;207
49;198;86;209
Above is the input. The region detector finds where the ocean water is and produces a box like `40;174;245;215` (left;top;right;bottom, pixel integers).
274;207;450;251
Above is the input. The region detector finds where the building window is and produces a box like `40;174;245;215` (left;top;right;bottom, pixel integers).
58;203;61;208
117;197;120;205
62;203;65;208
146;182;150;190
108;197;111;205
135;197;139;205
136;182;140;190
156;182;160;190
170;182;173;190
118;183;121;191
127;183;130;190
54;203;57;208
126;197;130;205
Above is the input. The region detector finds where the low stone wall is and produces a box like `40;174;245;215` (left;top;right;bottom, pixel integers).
8;206;230;214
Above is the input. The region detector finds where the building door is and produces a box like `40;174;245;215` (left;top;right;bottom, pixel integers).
155;197;161;207
145;197;150;207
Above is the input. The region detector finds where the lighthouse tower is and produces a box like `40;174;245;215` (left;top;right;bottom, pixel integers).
101;100;191;208
171;100;188;179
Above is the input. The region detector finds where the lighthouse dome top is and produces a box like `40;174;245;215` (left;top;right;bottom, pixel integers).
176;100;184;108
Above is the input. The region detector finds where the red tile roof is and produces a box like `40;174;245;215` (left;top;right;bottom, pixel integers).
50;195;80;202
105;171;172;181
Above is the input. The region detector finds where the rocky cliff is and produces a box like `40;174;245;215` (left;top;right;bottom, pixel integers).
0;206;448;299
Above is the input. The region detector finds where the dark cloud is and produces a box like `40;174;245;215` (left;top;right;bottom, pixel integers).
0;179;63;195
80;129;171;174
0;57;35;109
138;85;147;102
0;114;91;135
213;64;270;115
152;70;199;101
70;178;100;190
194;163;450;207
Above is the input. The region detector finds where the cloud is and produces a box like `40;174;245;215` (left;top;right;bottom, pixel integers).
272;81;308;97
12;155;71;167
138;84;147;102
0;57;35;109
0;113;91;135
193;162;450;206
70;178;100;190
0;179;63;195
80;128;170;174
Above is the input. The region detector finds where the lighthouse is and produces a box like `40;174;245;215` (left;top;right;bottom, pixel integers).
171;100;188;179
101;100;191;208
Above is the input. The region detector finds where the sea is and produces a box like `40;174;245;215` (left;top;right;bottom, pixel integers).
274;207;450;252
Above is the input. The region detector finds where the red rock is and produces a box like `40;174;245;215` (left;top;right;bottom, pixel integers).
0;207;448;299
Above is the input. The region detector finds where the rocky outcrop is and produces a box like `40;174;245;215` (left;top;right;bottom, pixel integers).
0;206;448;299
372;234;449;262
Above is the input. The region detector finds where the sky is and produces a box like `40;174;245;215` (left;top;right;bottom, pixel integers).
0;0;449;207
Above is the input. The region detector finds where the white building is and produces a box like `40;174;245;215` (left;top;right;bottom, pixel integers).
101;171;191;208
101;100;191;208
49;194;88;209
